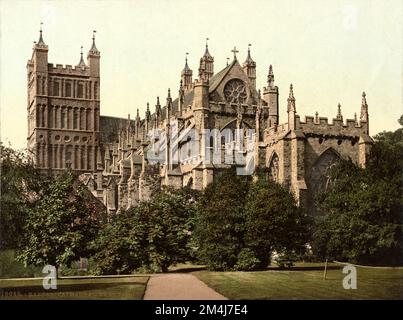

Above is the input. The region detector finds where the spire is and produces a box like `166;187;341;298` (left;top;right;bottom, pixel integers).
78;46;86;66
267;65;275;88
287;84;296;112
166;88;172;118
203;37;213;59
336;103;343;120
37;22;45;45
243;44;255;66
146;102;151;118
199;39;214;81
155;96;161;114
183;52;191;72
89;30;100;55
360;91;368;120
181;53;193;90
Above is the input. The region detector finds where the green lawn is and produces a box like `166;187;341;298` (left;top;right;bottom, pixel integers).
194;263;403;300
0;276;149;300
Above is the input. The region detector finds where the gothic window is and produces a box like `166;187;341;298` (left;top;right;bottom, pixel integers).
53;81;60;96
223;79;247;104
61;109;66;128
307;148;341;215
65;82;72;97
73;109;78;129
77;83;84;98
268;153;279;182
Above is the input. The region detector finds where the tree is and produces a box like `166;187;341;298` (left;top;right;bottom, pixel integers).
92;187;198;274
145;187;198;272
17;173;102;277
0;145;48;249
244;178;311;269
193;169;251;271
312;129;403;265
91;203;150;275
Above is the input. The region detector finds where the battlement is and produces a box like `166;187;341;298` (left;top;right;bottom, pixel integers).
48;63;89;76
297;113;366;136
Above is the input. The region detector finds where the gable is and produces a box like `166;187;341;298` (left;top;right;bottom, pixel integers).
209;59;258;105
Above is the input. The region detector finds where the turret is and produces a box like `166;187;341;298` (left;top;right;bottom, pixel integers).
87;30;100;78
198;38;214;81
32;23;49;73
154;96;161;128
181;53;193;91
287;84;296;131
262;65;279;128
77;46;86;67
360;92;369;134
145;102;151;134
242;44;256;89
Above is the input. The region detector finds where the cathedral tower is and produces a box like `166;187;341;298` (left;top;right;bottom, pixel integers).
27;27;101;174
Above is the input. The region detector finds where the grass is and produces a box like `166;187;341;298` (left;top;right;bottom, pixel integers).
0;276;149;300
194;262;403;300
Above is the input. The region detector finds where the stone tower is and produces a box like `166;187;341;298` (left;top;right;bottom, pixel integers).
27;28;101;174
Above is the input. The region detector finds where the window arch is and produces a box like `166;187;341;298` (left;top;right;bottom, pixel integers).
268;152;279;182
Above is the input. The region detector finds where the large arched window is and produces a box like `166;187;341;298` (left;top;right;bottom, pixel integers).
268;153;279;182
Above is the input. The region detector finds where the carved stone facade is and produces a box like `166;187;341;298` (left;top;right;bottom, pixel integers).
27;31;373;218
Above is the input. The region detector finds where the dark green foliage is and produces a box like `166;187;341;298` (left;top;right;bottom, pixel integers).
244;179;311;268
92;187;198;274
17;173;102;276
312;128;403;265
235;248;261;271
91;203;150;275
0;146;49;249
193;170;251;270
193;169;310;271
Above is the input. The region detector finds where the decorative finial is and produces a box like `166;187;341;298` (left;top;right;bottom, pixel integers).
183;52;191;72
289;84;294;99
156;96;160;105
337;103;343;120
226;57;229;66
206;37;209;48
267;65;274;87
89;30;99;54
362;91;368;106
231;46;239;59
315;111;319;123
147;102;150;112
37;22;45;45
78;45;86;66
167;88;171;99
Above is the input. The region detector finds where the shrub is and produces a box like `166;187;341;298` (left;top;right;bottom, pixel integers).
235;248;261;271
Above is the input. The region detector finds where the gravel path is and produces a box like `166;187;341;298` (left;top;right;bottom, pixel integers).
143;273;227;300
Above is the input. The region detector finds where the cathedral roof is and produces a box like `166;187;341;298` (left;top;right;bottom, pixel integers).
100;116;137;144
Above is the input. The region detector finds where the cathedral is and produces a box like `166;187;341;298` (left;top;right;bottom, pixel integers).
27;29;373;217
